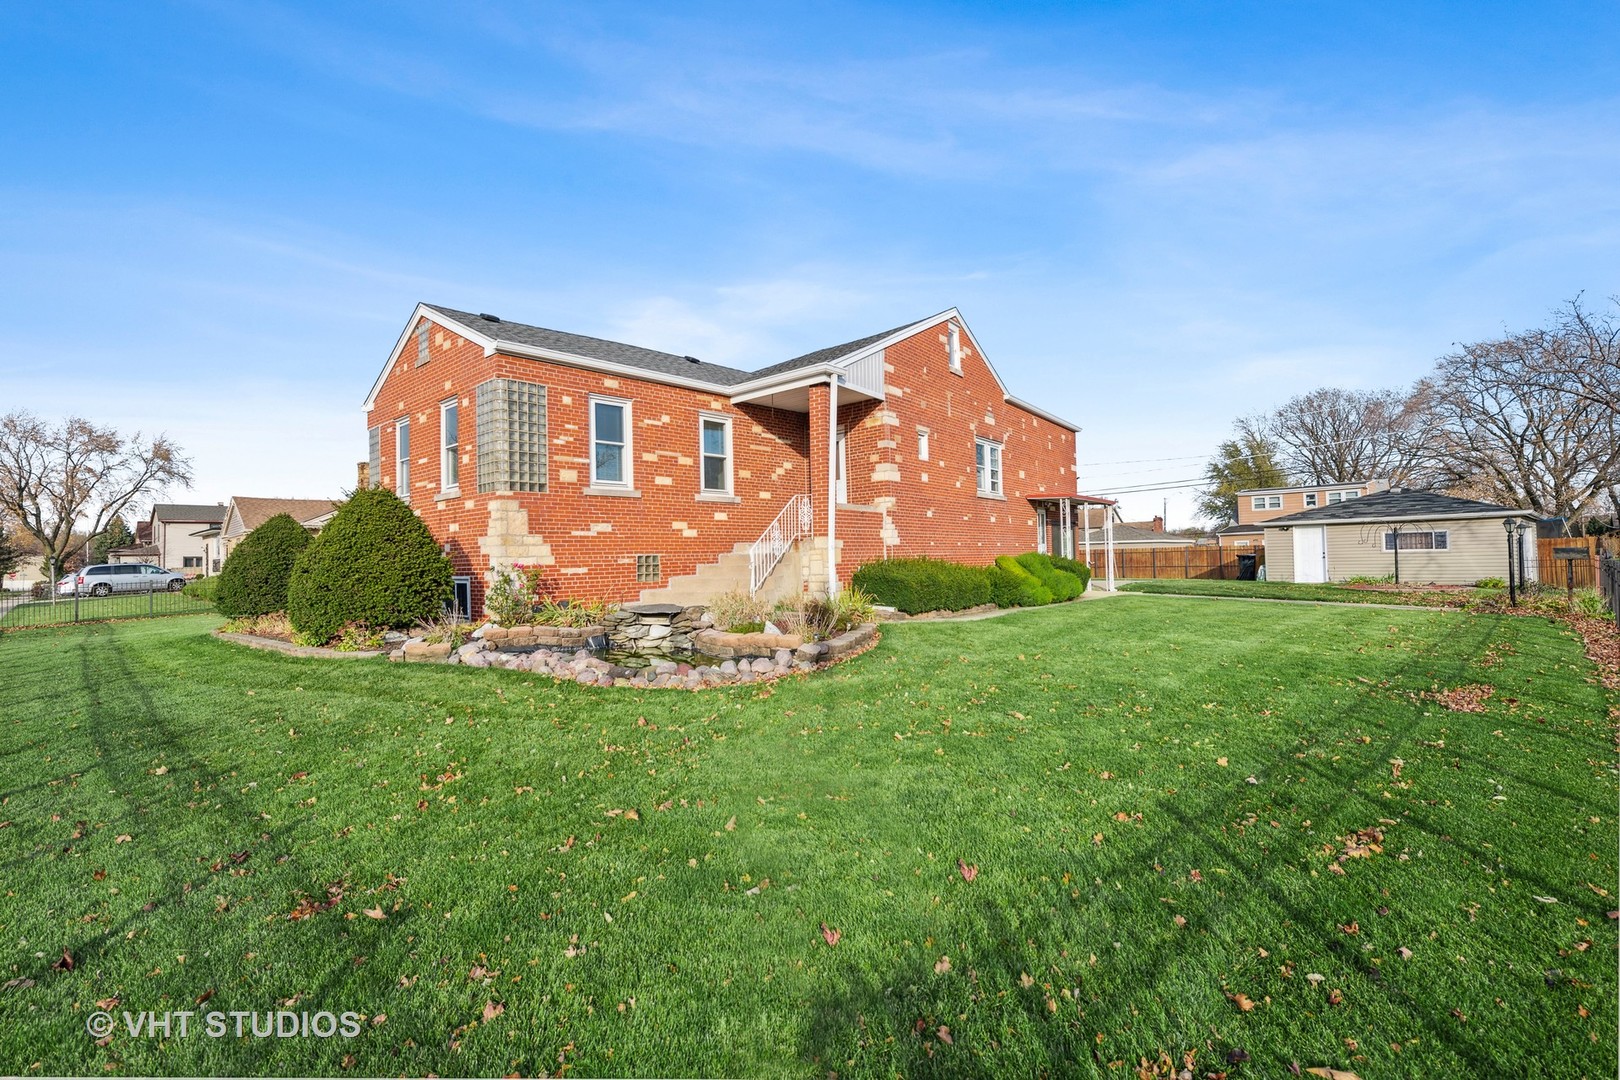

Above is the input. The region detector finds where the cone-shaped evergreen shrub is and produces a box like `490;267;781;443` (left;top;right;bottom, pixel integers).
287;488;451;643
214;513;312;617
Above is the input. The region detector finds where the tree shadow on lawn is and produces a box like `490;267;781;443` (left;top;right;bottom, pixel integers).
3;630;418;1075
795;614;1600;1077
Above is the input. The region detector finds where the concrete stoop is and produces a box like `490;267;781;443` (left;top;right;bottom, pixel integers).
638;537;827;607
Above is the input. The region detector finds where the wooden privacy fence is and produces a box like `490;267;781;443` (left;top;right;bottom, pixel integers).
1084;544;1263;581
1535;537;1611;589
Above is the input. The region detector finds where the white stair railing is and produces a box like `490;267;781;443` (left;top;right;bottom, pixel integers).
749;493;814;593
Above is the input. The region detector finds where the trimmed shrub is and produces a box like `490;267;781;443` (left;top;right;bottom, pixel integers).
987;565;1049;607
851;557;992;614
993;556;1054;605
214;514;312;617
1014;552;1083;601
287;488;452;643
1048;555;1093;592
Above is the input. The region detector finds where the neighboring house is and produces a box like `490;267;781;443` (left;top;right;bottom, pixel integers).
3;554;50;592
363;303;1087;610
107;544;161;564
217;497;341;566
1235;478;1392;526
1078;523;1189;549
1261;489;1537;585
140;504;227;575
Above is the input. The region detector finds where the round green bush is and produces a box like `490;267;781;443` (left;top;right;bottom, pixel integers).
1049;555;1093;592
287;488;452;643
1013;552;1084;601
214;513;312;617
993;556;1055;605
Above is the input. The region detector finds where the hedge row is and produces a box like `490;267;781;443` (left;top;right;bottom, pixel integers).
851;552;1090;614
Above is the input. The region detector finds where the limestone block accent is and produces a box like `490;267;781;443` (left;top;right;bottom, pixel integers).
477;501;556;578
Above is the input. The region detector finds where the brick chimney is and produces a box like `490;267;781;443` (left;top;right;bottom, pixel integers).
357;461;370;489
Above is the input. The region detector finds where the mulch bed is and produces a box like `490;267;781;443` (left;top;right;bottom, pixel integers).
1565;614;1619;694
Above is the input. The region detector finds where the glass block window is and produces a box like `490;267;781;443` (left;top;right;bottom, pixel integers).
367;425;380;488
415;321;431;366
636;554;661;583
475;379;548;493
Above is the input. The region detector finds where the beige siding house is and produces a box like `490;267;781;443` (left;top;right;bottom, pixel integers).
1262;489;1536;585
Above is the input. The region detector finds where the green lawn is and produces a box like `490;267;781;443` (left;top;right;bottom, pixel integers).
1120;578;1479;607
0;602;1614;1077
0;591;213;629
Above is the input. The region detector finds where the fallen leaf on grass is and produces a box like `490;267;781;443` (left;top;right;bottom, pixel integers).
1305;1069;1362;1080
114;834;132;844
1532;895;1559;904
1397;947;1413;960
1228;992;1255;1012
1173;915;1187;928
957;859;977;882
1019;972;1035;988
482;1000;504;1022
50;950;74;972
95;996;119;1010
363;906;386;920
1216;757;1228;767
724;816;737;832
1305;973;1325;985
934;956;951;974
937;1025;953;1045
1227;1047;1251;1063
1092;833;1104;847
821;923;841;947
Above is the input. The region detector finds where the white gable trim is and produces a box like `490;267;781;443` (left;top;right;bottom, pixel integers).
361;304;498;412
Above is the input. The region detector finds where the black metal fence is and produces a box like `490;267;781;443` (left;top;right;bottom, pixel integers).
0;584;214;631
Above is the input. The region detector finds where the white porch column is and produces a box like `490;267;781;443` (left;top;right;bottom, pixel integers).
826;373;839;598
1083;503;1093;587
1104;512;1116;592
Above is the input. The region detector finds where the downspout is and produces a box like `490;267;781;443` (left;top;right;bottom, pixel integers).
826;372;839;598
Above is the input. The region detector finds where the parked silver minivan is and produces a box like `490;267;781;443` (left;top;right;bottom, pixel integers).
58;563;188;596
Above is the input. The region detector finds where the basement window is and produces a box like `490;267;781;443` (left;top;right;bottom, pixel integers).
636;554;661;583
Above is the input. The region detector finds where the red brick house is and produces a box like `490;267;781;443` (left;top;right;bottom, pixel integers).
363;304;1088;612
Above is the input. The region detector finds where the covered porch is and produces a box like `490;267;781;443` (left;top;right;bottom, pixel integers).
1029;494;1118;591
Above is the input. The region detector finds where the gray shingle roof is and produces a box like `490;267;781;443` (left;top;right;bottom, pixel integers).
426;305;924;387
1266;489;1527;525
425;305;756;386
150;503;226;524
744;322;918;380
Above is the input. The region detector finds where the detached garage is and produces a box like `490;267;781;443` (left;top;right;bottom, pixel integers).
1261;489;1537;585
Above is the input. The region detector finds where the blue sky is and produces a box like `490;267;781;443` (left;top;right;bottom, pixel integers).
4;1;1617;525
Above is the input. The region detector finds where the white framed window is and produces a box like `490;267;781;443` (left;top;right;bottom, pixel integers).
699;413;732;494
1251;496;1267;510
395;418;410;500
974;437;1002;496
1342;490;1359;500
917;427;930;462
440;399;460;491
590;396;631;488
947;323;962;373
1304;493;1318;508
1253;494;1281;510
1384;529;1449;551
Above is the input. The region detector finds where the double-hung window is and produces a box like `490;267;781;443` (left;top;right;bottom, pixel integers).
440;399;460;491
975;437;1002;496
700;414;731;494
590;397;631;488
1303;493;1319;508
1252;495;1281;510
395;418;411;501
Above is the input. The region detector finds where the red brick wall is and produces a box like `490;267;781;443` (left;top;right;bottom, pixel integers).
364;311;1078;608
366;315;811;607
839;317;1077;567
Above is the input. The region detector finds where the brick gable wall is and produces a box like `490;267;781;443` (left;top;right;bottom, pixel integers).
366;316;811;607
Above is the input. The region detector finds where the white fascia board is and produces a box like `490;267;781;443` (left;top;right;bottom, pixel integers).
488;340;732;393
1004;395;1080;432
361;304;497;412
1237;478;1389;496
1264;509;1533;528
728;365;842;403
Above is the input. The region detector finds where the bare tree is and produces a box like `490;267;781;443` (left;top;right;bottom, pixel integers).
1257;387;1432;486
1423;298;1620;527
0;412;192;581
